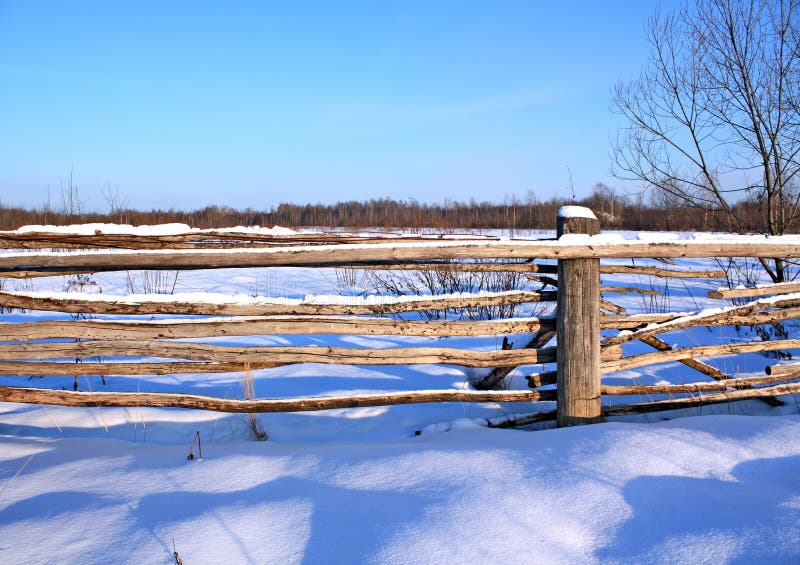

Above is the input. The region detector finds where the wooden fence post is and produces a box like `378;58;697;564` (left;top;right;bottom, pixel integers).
556;206;601;426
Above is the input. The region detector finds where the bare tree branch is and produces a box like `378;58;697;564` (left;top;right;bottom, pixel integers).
612;0;800;280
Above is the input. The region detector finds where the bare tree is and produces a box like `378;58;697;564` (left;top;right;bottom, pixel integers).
59;166;84;221
101;182;128;224
612;0;800;281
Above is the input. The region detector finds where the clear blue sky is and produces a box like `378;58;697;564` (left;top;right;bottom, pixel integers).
0;1;674;212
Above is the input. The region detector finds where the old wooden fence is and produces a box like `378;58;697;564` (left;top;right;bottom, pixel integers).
2;207;800;429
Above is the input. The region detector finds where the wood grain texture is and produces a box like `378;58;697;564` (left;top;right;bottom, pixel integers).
488;380;800;429
3;241;800;271
600;265;725;278
0;342;558;368
0;261;559;278
765;363;800;376
526;371;558;388
602;373;799;395
602;382;800;415
0;386;556;412
601;338;800;373
0;289;553;316
603;298;800;346
0;316;555;341
708;281;800;299
0;361;279;376
556;212;602;427
0;231;503;250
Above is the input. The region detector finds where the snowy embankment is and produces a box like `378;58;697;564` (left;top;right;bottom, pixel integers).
1;416;798;564
2;227;800;562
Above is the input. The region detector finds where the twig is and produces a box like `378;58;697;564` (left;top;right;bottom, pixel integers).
188;430;202;461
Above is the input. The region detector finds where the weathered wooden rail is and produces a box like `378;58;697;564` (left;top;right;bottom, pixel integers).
2;208;800;429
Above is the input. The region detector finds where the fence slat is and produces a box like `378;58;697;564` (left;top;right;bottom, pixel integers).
3;240;800;271
602;382;800;415
0;386;556;412
602;373;799;394
0;344;557;370
0;230;504;250
0;361;280;375
600;265;725;278
602;338;800;373
708;281;800;299
0;289;553;316
603;297;800;346
0;316;555;341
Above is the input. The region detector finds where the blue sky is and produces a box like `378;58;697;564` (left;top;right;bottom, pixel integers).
0;1;674;212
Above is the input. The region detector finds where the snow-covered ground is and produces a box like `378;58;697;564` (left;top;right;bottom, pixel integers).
2;416;798;564
1;229;799;563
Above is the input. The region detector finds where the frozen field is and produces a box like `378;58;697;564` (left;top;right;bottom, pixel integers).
1;227;799;564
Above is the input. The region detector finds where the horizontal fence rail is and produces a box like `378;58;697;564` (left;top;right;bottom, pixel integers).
0;387;557;412
0;342;559;367
0;316;555;340
0;289;553;316
0;230;505;250
3;239;800;271
0;263;729;280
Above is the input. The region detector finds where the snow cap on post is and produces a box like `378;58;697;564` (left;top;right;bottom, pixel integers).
557;206;599;238
558;206;598;220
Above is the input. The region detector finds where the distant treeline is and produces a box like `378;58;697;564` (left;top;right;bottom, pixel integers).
0;183;790;233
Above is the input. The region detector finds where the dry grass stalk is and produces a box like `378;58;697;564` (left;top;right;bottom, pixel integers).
242;362;268;440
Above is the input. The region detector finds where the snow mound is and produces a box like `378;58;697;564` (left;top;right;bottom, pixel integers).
1;415;798;563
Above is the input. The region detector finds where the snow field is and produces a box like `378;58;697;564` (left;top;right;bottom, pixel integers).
1;416;798;563
1;229;800;562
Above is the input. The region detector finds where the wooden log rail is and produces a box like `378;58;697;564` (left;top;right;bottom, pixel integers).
0;289;554;316
341;261;555;273
0;361;282;375
601;339;800;373
3;376;798;415
0;315;556;341
0;260;548;278
0;262;728;280
602;295;800;347
600;265;725;278
0;344;558;372
13;289;790;336
0;341;625;375
601;382;800;415
489;381;800;428
708;281;800;299
0;386;556;412
2;239;800;273
601;373;800;394
0;230;506;250
766;362;800;376
0;311;713;343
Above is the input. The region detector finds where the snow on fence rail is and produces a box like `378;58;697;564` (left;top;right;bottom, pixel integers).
2;207;800;429
0;289;554;316
2;238;800;270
